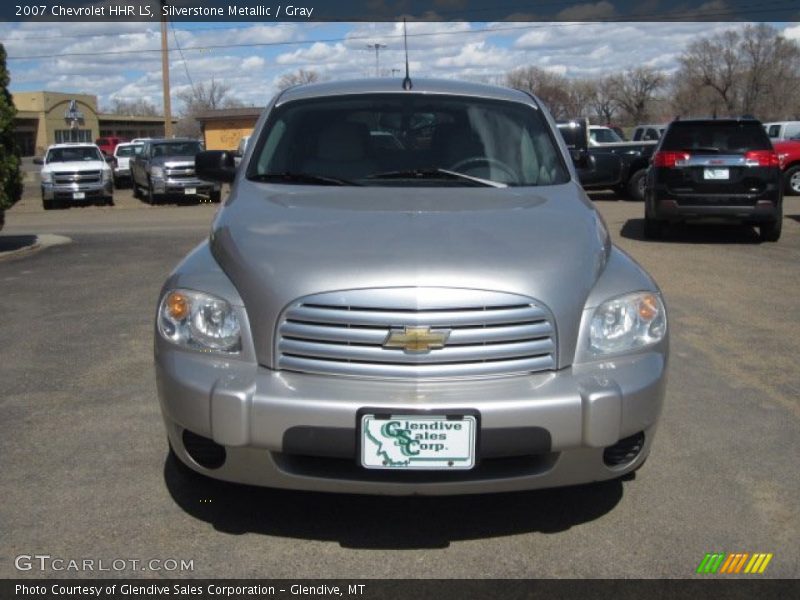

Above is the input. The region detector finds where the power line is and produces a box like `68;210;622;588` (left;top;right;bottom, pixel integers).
5;5;798;61
170;19;196;92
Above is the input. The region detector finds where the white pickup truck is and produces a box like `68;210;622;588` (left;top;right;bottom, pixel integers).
35;143;114;210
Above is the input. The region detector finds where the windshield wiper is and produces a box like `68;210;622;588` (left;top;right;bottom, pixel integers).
249;172;361;186
365;168;507;188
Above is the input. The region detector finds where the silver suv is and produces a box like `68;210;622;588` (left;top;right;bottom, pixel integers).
155;79;668;495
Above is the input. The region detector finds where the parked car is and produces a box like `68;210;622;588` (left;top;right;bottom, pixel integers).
95;136;126;156
763;121;800;142
558;119;657;200
131;138;221;203
34;143;113;209
111;142;143;187
155;78;669;495
644;118;782;241
632;124;667;142
774;139;800;196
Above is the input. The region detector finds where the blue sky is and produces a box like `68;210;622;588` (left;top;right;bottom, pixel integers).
2;20;798;111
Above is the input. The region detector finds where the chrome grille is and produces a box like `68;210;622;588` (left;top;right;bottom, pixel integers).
53;170;101;184
276;288;557;379
165;167;195;179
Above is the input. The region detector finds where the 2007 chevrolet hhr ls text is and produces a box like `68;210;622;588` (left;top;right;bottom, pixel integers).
155;79;668;495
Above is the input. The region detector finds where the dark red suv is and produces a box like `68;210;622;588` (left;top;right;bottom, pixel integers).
644;118;782;241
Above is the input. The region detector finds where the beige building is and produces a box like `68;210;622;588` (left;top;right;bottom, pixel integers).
196;107;263;151
12;91;173;156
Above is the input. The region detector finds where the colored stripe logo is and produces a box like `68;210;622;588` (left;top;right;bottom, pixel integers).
696;552;773;574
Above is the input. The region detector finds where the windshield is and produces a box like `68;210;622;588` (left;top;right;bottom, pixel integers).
151;142;202;157
590;128;623;144
247;94;569;187
116;144;142;157
46;146;104;163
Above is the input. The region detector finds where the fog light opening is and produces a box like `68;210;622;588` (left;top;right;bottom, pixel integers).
603;431;645;468
182;429;226;469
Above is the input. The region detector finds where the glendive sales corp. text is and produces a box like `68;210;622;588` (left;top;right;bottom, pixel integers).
16;584;366;596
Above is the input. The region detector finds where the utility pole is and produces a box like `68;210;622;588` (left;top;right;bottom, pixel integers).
160;0;173;138
366;43;387;77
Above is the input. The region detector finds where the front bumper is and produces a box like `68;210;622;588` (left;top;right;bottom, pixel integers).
42;180;112;201
152;177;220;196
156;344;667;495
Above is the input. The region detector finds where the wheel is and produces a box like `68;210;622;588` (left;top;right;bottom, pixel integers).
643;216;663;239
210;190;221;203
147;179;161;205
448;156;518;181
132;182;141;199
784;165;800;196
104;196;114;207
759;218;782;242
43;196;55;210
626;169;647;202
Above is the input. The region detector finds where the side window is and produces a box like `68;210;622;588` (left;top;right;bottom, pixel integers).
785;124;800;139
633;129;642;141
767;125;780;138
256;120;287;174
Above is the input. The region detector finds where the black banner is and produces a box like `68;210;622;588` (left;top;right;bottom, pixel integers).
3;0;799;23
3;579;799;600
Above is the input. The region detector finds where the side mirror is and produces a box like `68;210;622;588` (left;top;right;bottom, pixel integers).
196;151;237;184
104;155;116;164
33;157;44;165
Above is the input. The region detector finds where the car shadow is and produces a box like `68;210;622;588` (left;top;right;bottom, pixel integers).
163;454;625;548
787;214;800;224
620;219;762;244
0;234;37;253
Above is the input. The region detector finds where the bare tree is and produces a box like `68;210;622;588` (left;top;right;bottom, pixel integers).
103;98;159;116
673;24;800;119
587;76;620;124
506;66;572;119
277;69;323;90
608;67;665;125
174;78;243;138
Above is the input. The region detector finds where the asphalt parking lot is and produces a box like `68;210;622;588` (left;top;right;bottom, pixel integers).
1;182;798;579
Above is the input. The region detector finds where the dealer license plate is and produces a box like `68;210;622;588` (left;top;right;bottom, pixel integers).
360;414;476;470
72;192;85;199
703;168;729;180
184;187;197;195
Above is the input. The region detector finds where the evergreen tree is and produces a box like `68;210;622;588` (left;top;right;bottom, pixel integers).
0;43;23;228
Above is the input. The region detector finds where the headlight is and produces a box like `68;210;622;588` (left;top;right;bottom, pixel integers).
41;171;52;184
158;289;241;352
589;292;666;354
151;166;164;179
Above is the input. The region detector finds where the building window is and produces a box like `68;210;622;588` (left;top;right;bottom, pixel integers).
55;129;92;143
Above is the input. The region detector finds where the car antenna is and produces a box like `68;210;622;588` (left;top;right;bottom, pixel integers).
402;18;413;90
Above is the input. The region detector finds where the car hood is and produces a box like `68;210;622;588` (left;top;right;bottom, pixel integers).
210;181;610;367
43;161;107;172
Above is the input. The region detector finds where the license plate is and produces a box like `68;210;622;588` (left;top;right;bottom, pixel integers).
704;168;729;180
184;187;197;195
72;192;85;199
360;414;476;470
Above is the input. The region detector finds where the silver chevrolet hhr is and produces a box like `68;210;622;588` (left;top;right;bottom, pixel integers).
155;79;668;495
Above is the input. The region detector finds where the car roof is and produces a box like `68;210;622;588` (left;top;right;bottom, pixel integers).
669;118;763;125
275;78;536;107
147;138;201;144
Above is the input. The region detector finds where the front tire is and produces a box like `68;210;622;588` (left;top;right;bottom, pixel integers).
147;179;161;205
210;190;221;203
759;218;782;242
43;197;55;210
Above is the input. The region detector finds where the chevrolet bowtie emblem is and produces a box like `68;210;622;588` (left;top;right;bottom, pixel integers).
383;326;451;353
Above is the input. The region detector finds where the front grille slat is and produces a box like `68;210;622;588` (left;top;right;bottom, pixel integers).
284;305;548;328
276;289;558;380
53;170;101;184
279;337;554;364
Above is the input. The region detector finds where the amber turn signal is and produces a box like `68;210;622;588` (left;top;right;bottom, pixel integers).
638;294;659;321
166;291;190;320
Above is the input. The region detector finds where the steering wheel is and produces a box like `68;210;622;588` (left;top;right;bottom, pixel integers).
448;156;517;181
